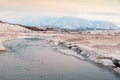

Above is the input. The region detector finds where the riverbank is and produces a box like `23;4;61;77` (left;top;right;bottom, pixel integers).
46;30;120;73
0;21;49;52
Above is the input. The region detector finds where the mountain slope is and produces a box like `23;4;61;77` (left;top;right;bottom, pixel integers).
4;17;119;30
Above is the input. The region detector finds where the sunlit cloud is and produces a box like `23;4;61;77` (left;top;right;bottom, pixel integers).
0;0;120;13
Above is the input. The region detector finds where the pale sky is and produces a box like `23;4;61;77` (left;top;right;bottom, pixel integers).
0;0;120;26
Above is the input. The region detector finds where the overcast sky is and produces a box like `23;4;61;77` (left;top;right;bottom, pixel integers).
0;0;120;26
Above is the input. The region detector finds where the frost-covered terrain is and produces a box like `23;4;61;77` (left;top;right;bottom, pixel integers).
3;17;119;30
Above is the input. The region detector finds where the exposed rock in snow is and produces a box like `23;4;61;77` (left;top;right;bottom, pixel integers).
113;59;120;67
58;48;84;60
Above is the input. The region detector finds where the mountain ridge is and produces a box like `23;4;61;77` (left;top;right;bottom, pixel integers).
1;16;120;30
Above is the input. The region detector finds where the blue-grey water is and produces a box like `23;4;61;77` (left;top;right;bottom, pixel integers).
0;36;119;80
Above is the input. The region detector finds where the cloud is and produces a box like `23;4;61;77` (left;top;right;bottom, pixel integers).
0;0;120;18
0;0;120;12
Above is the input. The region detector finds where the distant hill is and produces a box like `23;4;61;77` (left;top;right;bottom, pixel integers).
2;16;120;31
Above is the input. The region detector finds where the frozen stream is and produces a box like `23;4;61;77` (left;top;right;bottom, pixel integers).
0;36;119;80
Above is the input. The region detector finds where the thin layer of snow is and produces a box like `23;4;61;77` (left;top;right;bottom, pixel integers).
95;59;115;66
114;68;120;73
0;23;31;33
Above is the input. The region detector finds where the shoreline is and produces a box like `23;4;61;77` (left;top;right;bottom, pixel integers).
0;33;30;52
46;31;120;74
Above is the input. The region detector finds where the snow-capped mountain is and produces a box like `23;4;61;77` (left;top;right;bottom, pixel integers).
4;16;119;30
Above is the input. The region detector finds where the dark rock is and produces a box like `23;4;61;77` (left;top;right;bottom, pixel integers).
0;20;3;23
68;46;72;49
113;59;120;67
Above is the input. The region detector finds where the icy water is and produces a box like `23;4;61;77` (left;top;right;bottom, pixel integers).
0;36;119;80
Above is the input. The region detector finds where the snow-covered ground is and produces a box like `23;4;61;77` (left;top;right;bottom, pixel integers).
0;22;33;51
0;21;63;51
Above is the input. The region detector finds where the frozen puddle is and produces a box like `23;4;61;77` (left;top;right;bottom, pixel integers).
0;36;119;80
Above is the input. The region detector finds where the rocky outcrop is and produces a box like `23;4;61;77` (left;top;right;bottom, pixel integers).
113;59;120;67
